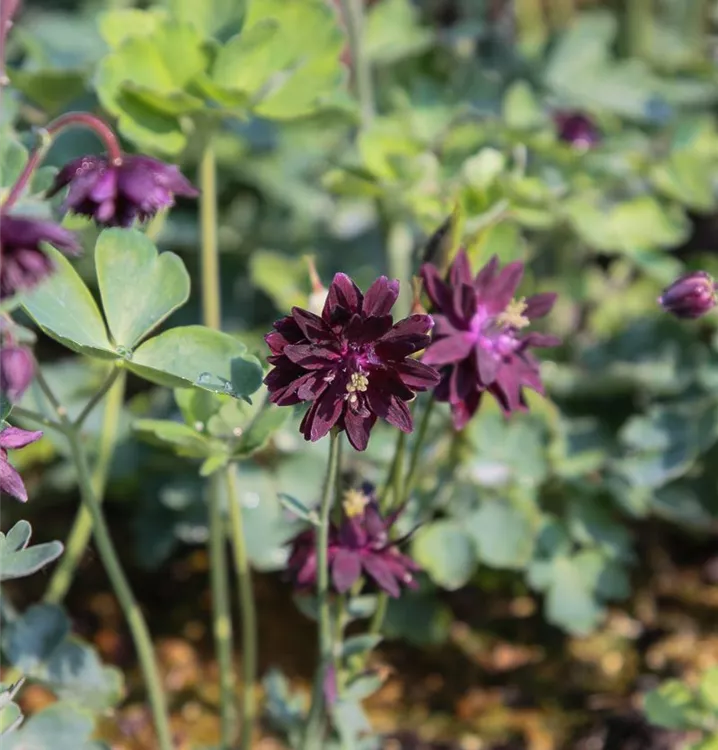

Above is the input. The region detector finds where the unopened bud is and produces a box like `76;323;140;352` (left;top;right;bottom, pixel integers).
0;344;34;402
410;276;427;316
304;255;328;315
659;271;717;320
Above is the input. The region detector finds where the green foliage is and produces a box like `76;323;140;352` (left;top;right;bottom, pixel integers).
0;522;63;582
0;703;97;750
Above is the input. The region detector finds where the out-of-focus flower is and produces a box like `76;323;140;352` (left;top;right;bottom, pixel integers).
0;214;80;300
286;484;420;597
659;271;717;319
47;154;198;228
0;425;42;502
554;111;600;149
264;273;440;451
0;336;34;402
420;250;559;429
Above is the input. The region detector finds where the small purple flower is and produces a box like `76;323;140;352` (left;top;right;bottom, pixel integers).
420;250;560;429
287;485;420;598
0;214;80;300
47;154;199;228
0;341;34;402
264;273;440;451
0;425;42;502
659;271;717;319
554;111;600;149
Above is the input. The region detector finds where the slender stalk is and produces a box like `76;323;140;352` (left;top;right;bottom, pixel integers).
208;474;236;748
199;139;237;747
2;111;122;211
31;371;173;750
338;0;374;127
8;406;63;433
226;464;258;750
303;431;342;750
73;366;122;428
44;369;126;604
379;431;405;513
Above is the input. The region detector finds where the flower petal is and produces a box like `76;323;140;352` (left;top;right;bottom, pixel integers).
332;548;362;593
487;261;524;314
422;334;474;366
0;426;43;449
291;308;333;342
324;273;363;320
284;343;342;369
366;390;413;433
0;459;28;502
524;292;557;319
376;314;434;358
299;379;345;442
449;250;473;286
394;359;441;390
362;276;399;317
362;555;401;597
420;263;453;313
343;410;376;451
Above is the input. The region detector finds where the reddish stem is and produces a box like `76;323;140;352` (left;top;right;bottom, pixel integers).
2;111;123;212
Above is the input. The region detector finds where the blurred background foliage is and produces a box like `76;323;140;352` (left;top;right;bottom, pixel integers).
5;0;718;747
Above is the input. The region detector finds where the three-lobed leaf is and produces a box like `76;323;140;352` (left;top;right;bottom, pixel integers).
0;522;64;582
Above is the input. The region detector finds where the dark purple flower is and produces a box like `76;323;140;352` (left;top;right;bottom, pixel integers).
0;342;34;402
47;154;199;228
0;214;80;300
420;250;560;430
264;273;440;451
659;271;717;319
554;111;600;149
287;485;420;598
0;425;42;502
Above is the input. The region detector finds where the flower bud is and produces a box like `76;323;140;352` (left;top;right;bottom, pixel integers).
659;271;717;319
0;343;34;401
304;255;328;316
554;111;600;149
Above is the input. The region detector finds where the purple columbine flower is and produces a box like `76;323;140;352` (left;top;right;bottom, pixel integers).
287;485;420;598
47;154;199;228
659;271;717;319
0;341;34;402
0;425;42;502
554;111;600;149
0;214;80;300
420;250;560;429
264;273;440;451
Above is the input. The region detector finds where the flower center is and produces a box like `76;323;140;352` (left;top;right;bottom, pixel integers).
343;489;370;518
496;297;530;330
345;371;369;404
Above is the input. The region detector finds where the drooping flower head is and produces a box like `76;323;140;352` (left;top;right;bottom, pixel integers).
0;425;42;502
0;214;80;300
264;273;440;451
47;154;199;228
554;111;600;149
420;250;559;429
659;271;717;320
0;327;34;402
287;484;420;598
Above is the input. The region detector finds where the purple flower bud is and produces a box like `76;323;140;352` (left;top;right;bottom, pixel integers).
0;214;80;300
0;343;34;402
0;424;42;502
554;111;600;149
659;271;717;319
47;154;199;228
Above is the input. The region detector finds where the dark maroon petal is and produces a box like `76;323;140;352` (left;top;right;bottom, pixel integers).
450;389;482;430
343;409;375;451
0;426;43;449
376;314;434;357
394;359;441;390
296;371;332;401
332;548;362;592
284;343;342;369
362;555;401;597
362;276;399;317
0;345;34;401
449;250;473;287
422;334;473;366
420;263;454;313
344;314;393;344
299;378;345;441
47;155;105;196
324;273;364;319
0;459;29;502
473;255;500;296
1;215;80;256
291;307;333;342
366;390;413;433
524;292;557;319
433;315;462;337
521;332;561;348
448;358;477;406
475;347;499;385
486;261;524;314
453;283;477;323
296;551;318;585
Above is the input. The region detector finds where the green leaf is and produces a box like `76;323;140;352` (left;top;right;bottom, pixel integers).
644;680;700;730
2;604;70;673
699;668;718;712
384;591;452;646
9;69;87;116
652;151;718;212
21;247;115;359
95;228;190;350
345;596;378;621
365;0;433;64
234;402;288;457
467;501;536;570
0;522;64;582
1;703;94;750
134;419;212;458
544;556;605;635
502;81;547;130
277;494;319;525
199;453;230;477
0;701;22;736
168;0;245;39
249;250;309;313
467;220;527;266
127;326;263;398
412;521;476;590
212;0;346;119
99;9;168;49
343;672;386;702
342;634;382;659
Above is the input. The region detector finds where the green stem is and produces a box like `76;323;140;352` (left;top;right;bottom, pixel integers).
226;464;258;750
73;366;122;428
8;406;63;433
32;371;173;750
339;0;374;127
208;477;237;748
303;431;342;750
44;369;126;604
379;431;405;513
200;142;221;330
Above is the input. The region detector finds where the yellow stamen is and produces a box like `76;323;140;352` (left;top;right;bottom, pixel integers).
497;297;530;329
346;372;369;394
343;489;370;518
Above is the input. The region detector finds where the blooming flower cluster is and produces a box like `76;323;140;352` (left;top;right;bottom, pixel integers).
264;273;440;451
287;484;419;598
